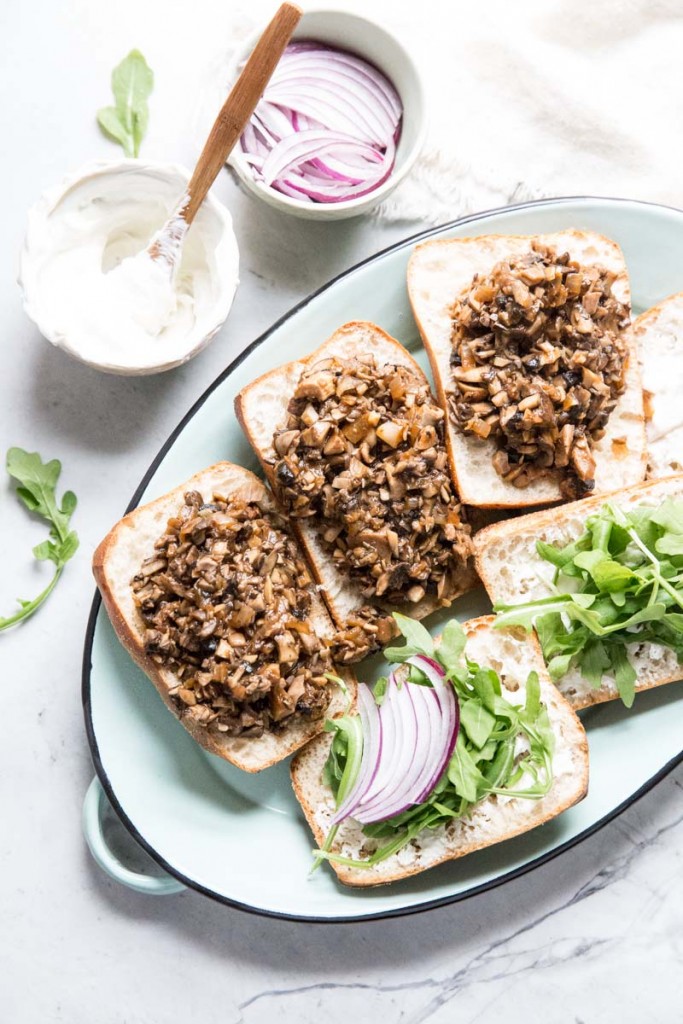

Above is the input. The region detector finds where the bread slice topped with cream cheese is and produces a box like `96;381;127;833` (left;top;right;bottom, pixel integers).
235;321;477;663
291;614;589;887
629;290;683;480
92;462;353;773
407;230;647;508
473;475;683;710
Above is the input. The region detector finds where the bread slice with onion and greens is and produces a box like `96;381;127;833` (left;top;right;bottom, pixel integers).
629;290;683;480
473;474;683;710
291;613;588;887
92;462;354;773
407;230;646;509
235;322;476;663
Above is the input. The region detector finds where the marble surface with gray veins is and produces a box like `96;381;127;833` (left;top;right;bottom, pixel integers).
2;2;682;1022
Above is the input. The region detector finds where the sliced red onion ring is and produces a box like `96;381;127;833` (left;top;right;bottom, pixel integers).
238;41;402;205
407;656;460;804
277;47;401;118
331;685;382;826
332;658;460;827
353;673;407;821
260;130;385;186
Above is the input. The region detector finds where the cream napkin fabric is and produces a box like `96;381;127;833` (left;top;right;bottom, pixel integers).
201;0;683;223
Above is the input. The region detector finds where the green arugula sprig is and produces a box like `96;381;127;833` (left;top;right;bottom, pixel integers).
494;498;683;707
314;614;554;870
1;449;79;631
97;50;153;158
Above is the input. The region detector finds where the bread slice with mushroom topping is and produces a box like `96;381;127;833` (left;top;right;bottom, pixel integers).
93;462;354;773
407;230;646;508
235;322;477;663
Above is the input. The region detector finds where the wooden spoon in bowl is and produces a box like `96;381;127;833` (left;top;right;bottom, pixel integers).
148;1;302;266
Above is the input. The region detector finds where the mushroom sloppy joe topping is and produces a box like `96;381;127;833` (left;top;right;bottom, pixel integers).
449;243;630;498
271;355;472;658
131;491;332;737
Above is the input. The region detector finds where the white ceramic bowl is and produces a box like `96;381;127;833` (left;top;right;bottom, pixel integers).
228;8;427;221
19;160;240;376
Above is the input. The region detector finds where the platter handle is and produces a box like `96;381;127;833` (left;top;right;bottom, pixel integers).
82;777;185;896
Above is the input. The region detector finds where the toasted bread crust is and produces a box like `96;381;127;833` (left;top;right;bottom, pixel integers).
291;615;589;886
93;462;354;773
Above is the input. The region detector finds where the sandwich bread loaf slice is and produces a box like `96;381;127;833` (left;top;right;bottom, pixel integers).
93;462;353;773
291;615;589;886
473;475;683;709
407;230;646;508
235;321;476;634
630;291;683;479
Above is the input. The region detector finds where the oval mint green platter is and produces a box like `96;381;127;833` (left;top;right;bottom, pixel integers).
83;197;683;921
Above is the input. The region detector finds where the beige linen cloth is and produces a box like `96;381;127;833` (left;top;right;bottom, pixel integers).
202;0;683;223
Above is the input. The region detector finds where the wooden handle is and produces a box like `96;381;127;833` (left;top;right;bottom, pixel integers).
183;2;302;226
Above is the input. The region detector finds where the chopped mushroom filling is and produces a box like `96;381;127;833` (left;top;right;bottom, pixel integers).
271;355;472;659
131;491;331;737
449;243;630;498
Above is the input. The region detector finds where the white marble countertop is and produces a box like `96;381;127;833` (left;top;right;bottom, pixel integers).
1;1;681;1021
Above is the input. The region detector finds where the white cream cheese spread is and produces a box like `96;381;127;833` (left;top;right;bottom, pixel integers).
20;160;239;374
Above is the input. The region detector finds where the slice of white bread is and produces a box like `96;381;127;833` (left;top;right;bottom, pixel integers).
92;462;353;773
234;321;477;628
290;615;588;887
629;291;683;479
473;475;683;709
407;230;646;508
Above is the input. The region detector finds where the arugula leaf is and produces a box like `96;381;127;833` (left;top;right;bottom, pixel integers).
494;497;683;705
436;619;467;676
469;666;501;712
447;735;486;803
383;612;434;661
373;675;389;705
610;645;637;708
524;670;541;719
536;539;575;569
97;50;153;158
1;448;79;631
459;699;496;749
650;498;683;535
481;737;515;789
578;639;611;687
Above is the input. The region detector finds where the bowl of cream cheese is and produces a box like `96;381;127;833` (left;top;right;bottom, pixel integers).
19;160;240;375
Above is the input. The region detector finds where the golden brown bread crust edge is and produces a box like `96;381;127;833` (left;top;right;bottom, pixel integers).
472;473;683;710
234;320;478;626
92;461;354;773
290;615;589;887
407;230;642;510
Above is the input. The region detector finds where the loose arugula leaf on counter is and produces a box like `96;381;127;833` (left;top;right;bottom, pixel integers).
494;499;683;706
1;448;79;632
97;50;154;158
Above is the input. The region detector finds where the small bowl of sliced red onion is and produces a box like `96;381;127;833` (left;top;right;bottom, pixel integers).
227;9;426;220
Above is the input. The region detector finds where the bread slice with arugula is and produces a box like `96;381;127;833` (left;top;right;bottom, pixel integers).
235;322;476;662
291;614;588;887
93;462;353;773
630;290;683;479
407;230;646;508
473;475;683;709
